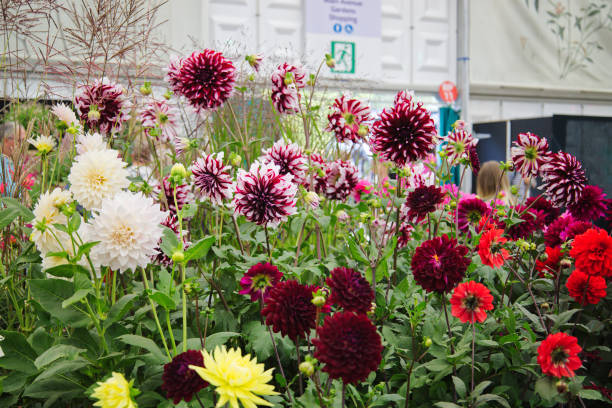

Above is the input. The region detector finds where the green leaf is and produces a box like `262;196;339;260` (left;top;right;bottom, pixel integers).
34;345;86;369
424;358;451;372
244;321;273;361
117;334;168;363
0;208;20;229
346;235;368;264
471;380;492;398
0;331;38;374
535;376;557;401
32;359;90;384
1;197;34;221
76;241;100;260
452;376;467;398
160;226;180;257
204;332;240;352
68;213;81;232
104;294;138;329
44;264;91;279
475;394;511;408
29;279;89;327
61;288;92;308
149;291;177;310
184;236;215;262
434;403;462;408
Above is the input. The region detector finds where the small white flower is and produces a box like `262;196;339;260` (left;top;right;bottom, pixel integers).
76;132;107;155
30;188;71;254
28;135;56;154
51;104;78;126
304;191;320;210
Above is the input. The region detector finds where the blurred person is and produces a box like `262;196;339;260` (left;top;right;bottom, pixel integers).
0;122;26;197
477;161;516;205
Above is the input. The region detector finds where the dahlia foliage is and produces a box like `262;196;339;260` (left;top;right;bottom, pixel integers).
2;48;611;408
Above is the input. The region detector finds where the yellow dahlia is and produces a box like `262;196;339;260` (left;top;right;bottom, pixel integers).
189;346;278;408
91;372;138;408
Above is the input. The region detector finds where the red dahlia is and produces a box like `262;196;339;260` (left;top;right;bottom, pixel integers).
536;246;562;278
478;228;510;268
537;332;582;378
166;49;236;112
443;128;477;164
155;176;192;215
191;153;234;205
370;90;437;166
326;267;374;314
325;95;372;143
322;160;359;201
510;132;551;177
404;184;445;222
450;281;494;323
233;161;297;226
541;152;587;207
139;98;178;142
568;185;607;222
239;262;283;302
270;63;306;114
313;311;382;384
457;197;490;233
569;228;612;277
161;350;207;404
411;235;471;293
262;140;307;185
261;280;317;340
524;196;559;226
75;78;130;134
565;269;607;305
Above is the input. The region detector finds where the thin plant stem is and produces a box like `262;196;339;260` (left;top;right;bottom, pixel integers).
194;392;206;408
231;214;245;255
140;267;172;360
442;298;458;403
341;382;346;408
181;263;187;352
264;224;271;260
111;269;117;305
295;339;303;395
166;310;177;355
471;322;476;393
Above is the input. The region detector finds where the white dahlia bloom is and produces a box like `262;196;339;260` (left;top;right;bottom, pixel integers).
51;103;78;126
82;191;167;272
76;132;107;155
30;188;72;254
28;135;56;154
68;148;129;210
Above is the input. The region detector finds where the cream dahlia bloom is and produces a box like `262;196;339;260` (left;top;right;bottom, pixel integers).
91;372;137;408
30;188;72;254
82;191;166;272
68;148;129;210
51;103;78;126
28;135;56;154
76;132;107;155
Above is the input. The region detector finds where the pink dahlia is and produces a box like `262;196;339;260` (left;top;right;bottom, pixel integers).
139;98;178;142
511;132;551;177
560;219;594;243
166;49;236;112
75;78;130;134
457;197;490;232
567;185;607;222
270;63;306;114
443;128;477;164
370;90;437;166
233;161;297;226
352;179;373;202
191;153;234;205
322;159;359;201
544;215;573;248
542;152;587;207
239;262;283;302
155;176;192;215
325;95;371;143
261;140;307;185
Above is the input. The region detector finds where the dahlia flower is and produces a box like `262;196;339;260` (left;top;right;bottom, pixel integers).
370;90;437;166
411;235;471;293
468;145;480;175
450;281;494;323
505;205;541;240
261;280;317;340
478;228;510;268
443;128;477;164
536;246;562;277
568;185;607;222
191;153;234;205
233;161;297;226
326;267;374;314
166;49;236;112
313;311;382;384
404;184;445;222
510;132;551;177
304;191;320;210
524;196;559;226
75;78;130;134
91;372;138;408
239;262;283;302
570;228;612;277
28;135;56;154
51;103;78;127
325;95;372;143
270;63;306;114
68;148;129;210
541;152;586;207
322;159;359;201
561;219;593;243
189;346;278;408
261;140;307;185
566;269;607;305
162;350;207;404
457;197;490;233
352;179;373;202
82;191;166;272
30;188;71;254
139;98;178;142
174;136;198;157
537;332;582;378
544;215;573;248
76;132;107;154
155;176;192;215
245;53;263;72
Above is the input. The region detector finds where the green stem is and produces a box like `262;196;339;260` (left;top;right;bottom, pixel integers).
84;299;109;354
140;267;172;360
181;262;187;352
166;310;177;355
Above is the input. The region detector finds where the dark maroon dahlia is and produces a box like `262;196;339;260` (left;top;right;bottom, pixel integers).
505;205;542;240
397;223;415;249
457;197;490;232
405;184;445;222
270;63;306;114
322;159;359;201
411;234;471;293
326;267;374;314
232;161;297;226
161;350;207;404
191;153;234;205
468;145;480;176
541;152;587;207
524;196;559;226
568;185;607;222
75;78;130;134
544;215;573;247
262;140;307;185
166;49;236;112
313;311;382;384
239;262;283;302
155;176;192;215
151;214;189;266
510;132;551;177
370;90;437;166
325;95;372;143
261;280;317;340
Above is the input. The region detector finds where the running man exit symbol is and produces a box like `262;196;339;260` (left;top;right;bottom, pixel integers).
330;41;355;74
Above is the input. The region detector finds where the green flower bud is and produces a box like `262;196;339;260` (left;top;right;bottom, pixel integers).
88;106;100;121
172;250;185;263
424;337;433;348
66;126;79;135
299;361;315;377
560;258;572;268
170;163;187;180
140;81;152;96
556;380;567;394
163;90;173;100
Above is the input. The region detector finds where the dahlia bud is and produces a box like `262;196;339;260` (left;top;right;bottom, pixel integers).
540;252;549;261
170;163;188;181
229;152;242;167
248;74;255;81
499;161;512;172
304;191;320;210
438;150;447;159
317;168;326;178
172;250;185;263
299;361;315;377
496;208;506;217
336;210;349;223
359;212;371;223
560;258;572;268
307;74;316;87
56;120;68;132
367;302;376;316
357;125;369;138
163;90;173;100
60;203;75;217
88;106;101;122
66;126;79;135
424;337;433;348
368;198;382;208
284;72;294;86
184;281;192;294
556;380;568;394
449;200;457;210
530;243;536;250
325;53;336;68
452;120;466;130
140;81;152;96
511;185;519;195
541;302;550;312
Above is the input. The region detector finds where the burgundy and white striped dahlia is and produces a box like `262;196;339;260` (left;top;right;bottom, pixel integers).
75;78;130;134
511;132;551;177
139;98;178;142
262;140;307;185
191;153;235;205
322;159;359;201
166;49;236;112
270;63;306;114
155;176;192;215
541;152;587;207
443;128;477;164
233;161;297;226
325;95;371;143
370;90;437;166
